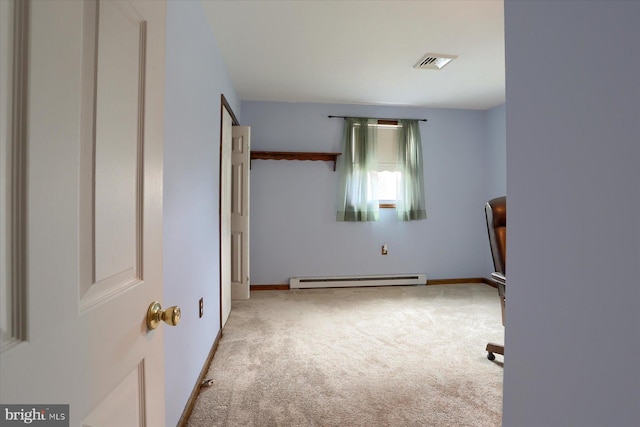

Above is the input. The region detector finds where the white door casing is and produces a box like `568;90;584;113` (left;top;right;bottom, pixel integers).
0;1;167;426
231;126;250;300
220;107;232;327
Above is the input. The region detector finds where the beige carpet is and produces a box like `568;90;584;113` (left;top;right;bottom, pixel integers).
187;284;504;427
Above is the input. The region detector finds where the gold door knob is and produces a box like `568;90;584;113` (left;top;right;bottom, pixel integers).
147;301;181;330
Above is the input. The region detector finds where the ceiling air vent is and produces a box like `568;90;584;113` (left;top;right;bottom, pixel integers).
413;53;458;70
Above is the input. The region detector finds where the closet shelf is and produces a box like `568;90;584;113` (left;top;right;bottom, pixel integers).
250;151;342;171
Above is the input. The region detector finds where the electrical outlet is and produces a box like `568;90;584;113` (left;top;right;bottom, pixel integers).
199;297;204;318
382;244;388;255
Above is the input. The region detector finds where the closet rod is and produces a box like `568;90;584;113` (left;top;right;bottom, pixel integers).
328;115;427;122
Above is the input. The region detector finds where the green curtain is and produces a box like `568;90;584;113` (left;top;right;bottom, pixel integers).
336;118;379;221
396;120;427;220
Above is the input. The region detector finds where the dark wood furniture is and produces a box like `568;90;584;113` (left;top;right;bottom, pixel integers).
250;151;342;171
485;196;506;361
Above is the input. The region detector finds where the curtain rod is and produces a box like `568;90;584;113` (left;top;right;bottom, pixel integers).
328;115;427;122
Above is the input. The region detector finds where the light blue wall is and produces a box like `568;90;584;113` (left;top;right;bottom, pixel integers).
163;1;239;425
485;103;506;200
504;1;640;426
243;101;493;284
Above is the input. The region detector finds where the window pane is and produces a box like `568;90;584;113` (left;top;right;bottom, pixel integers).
378;171;400;201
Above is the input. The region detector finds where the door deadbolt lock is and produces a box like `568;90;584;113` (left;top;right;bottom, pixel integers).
147;301;181;330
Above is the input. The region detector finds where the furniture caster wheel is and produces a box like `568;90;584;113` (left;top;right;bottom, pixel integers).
487;352;495;361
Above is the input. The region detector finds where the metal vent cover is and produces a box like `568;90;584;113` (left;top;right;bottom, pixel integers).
414;53;458;70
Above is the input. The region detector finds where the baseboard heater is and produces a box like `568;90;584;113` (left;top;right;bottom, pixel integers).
289;274;427;289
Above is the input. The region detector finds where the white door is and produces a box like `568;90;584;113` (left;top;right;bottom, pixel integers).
0;1;169;425
220;107;232;327
231;127;251;300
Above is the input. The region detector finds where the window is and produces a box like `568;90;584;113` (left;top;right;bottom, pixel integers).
375;124;401;208
337;118;426;222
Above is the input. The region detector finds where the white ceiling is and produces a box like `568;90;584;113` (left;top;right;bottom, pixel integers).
201;0;505;110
